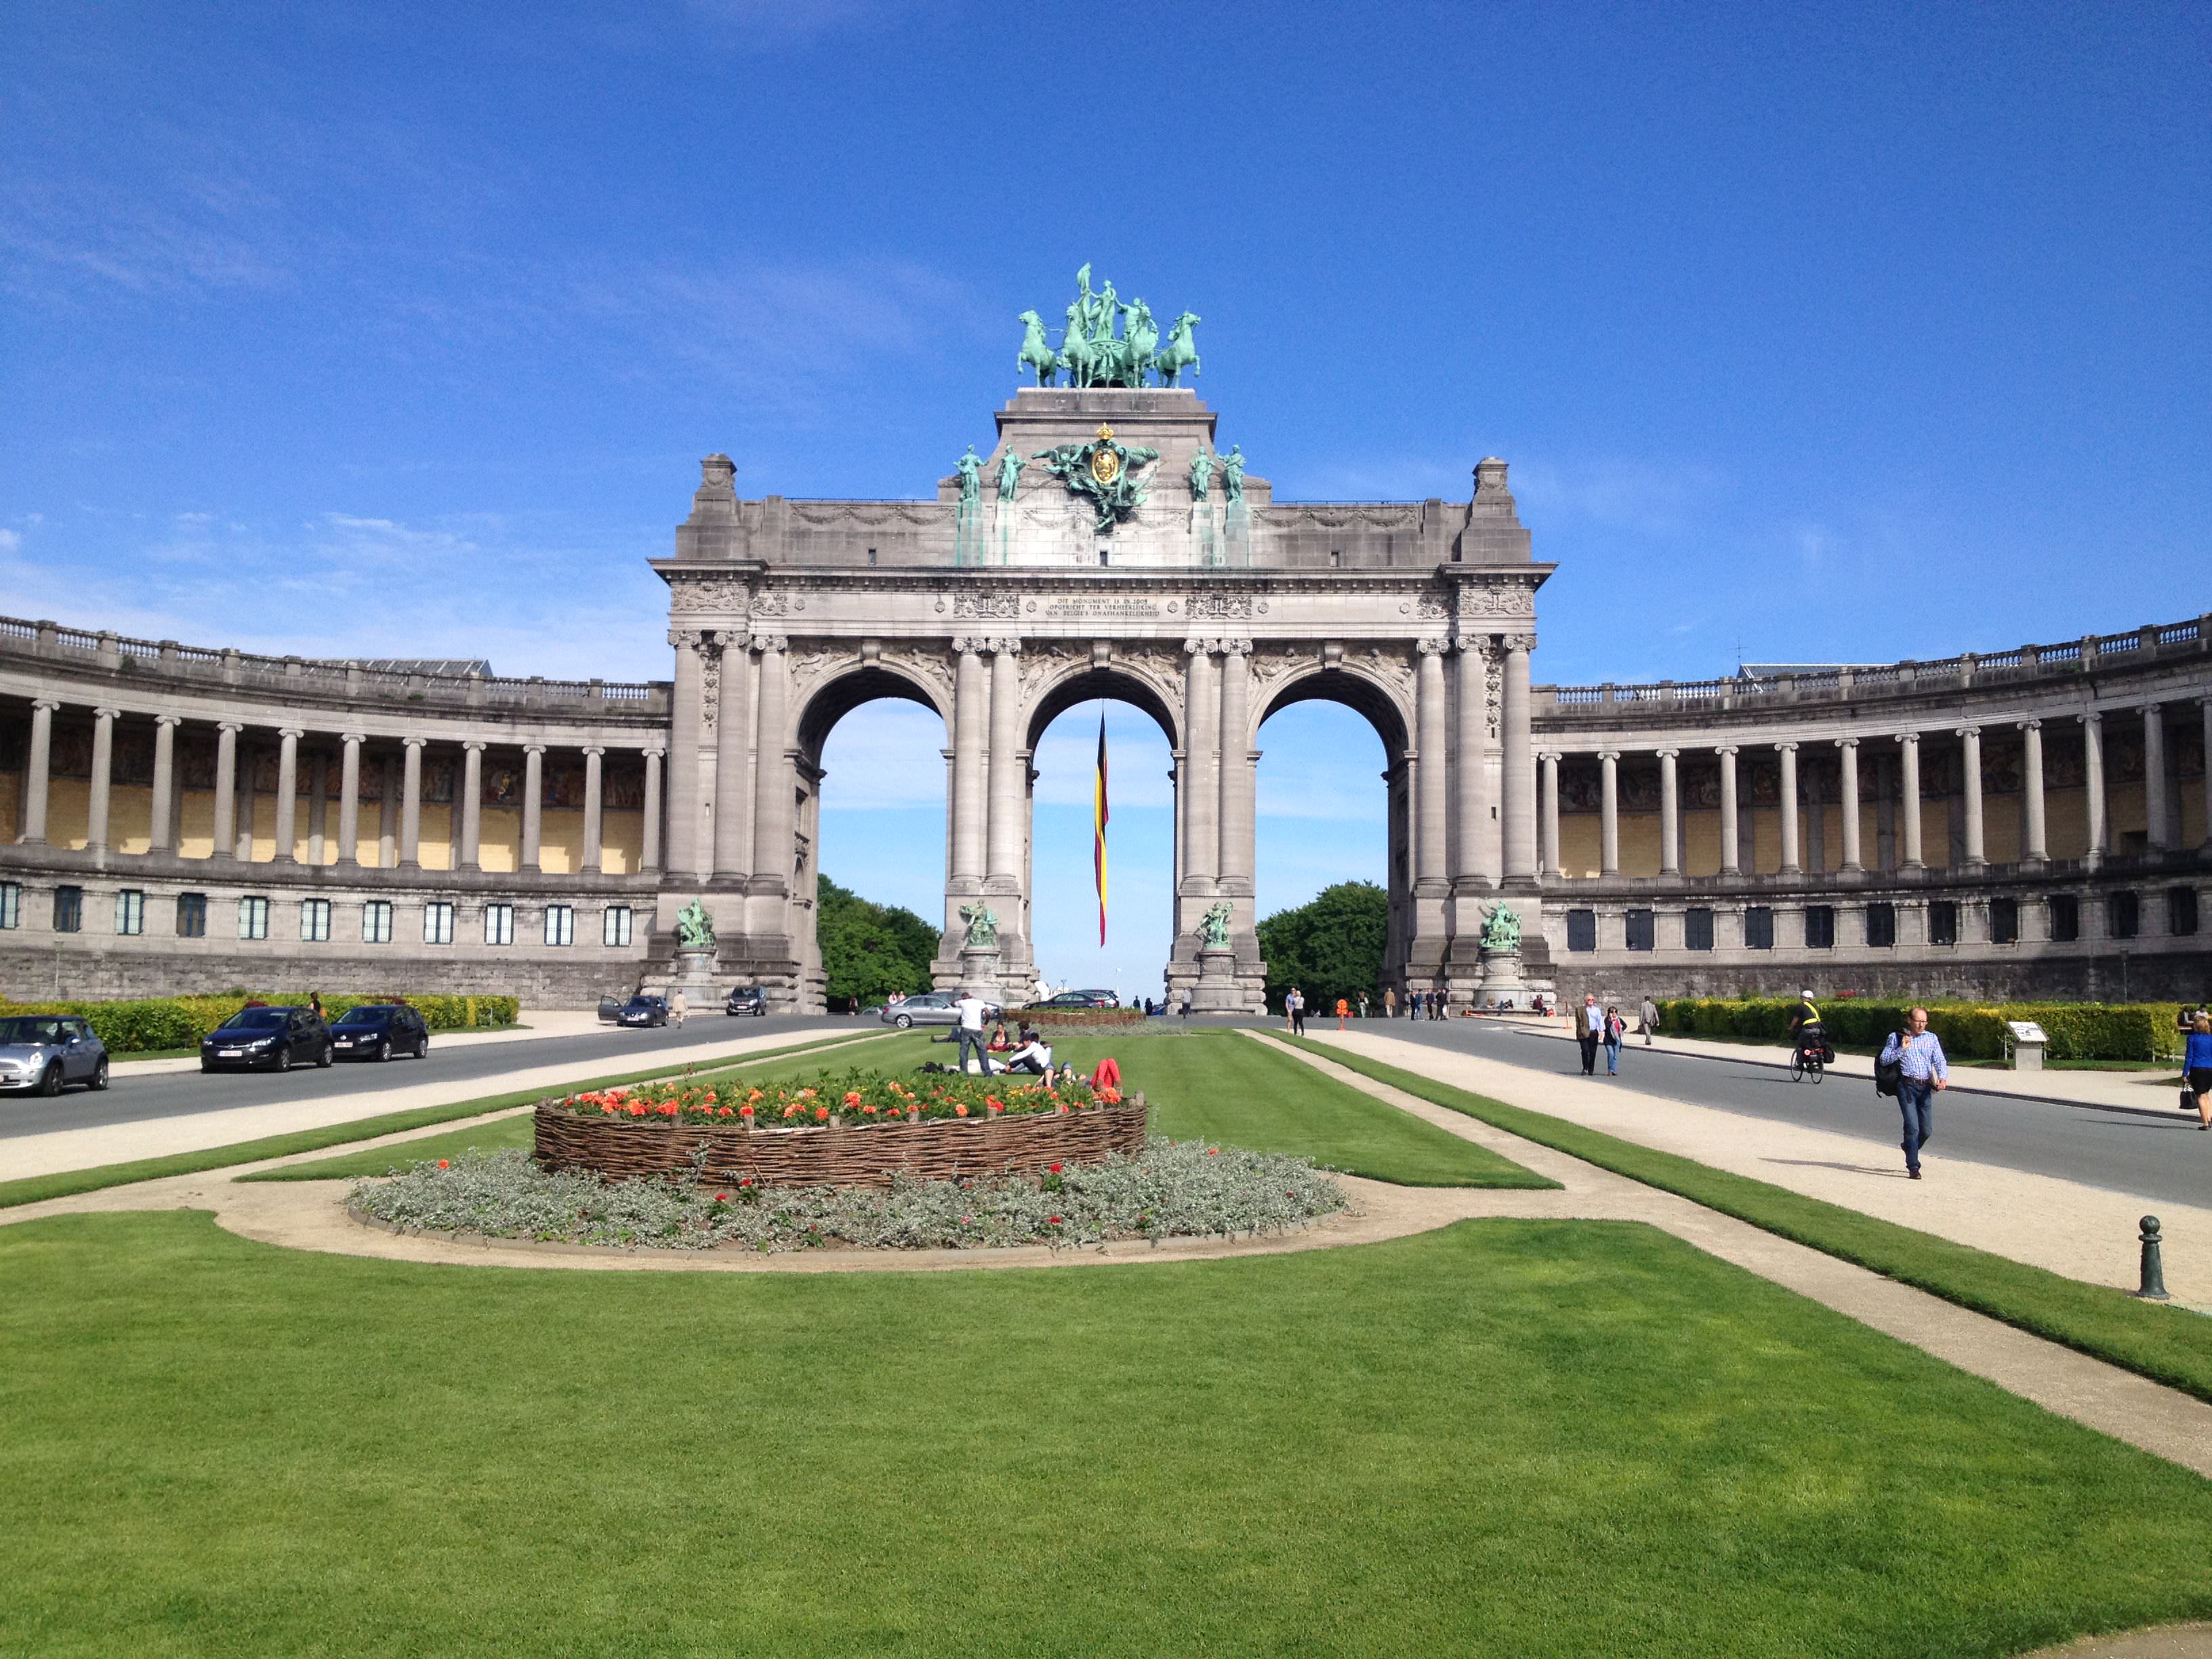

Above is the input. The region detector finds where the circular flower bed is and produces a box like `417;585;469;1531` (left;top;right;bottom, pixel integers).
350;1138;1349;1253
535;1067;1147;1189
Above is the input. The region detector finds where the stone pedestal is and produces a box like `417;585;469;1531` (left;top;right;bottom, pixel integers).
651;947;722;1008
1188;947;1246;1012
960;945;1003;1005
1475;945;1528;1010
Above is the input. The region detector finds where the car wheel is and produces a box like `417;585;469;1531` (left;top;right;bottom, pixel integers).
317;1042;334;1069
38;1062;63;1097
415;1035;429;1059
89;1057;109;1092
200;1059;214;1073
376;1040;392;1063
895;1014;914;1029
278;1046;293;1073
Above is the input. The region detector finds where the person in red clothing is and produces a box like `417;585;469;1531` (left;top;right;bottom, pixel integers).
1335;996;1351;1030
1085;1055;1122;1095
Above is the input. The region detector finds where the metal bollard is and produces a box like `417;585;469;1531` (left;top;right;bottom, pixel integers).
2135;1216;2171;1302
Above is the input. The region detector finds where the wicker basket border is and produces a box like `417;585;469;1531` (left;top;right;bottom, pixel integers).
534;1094;1149;1190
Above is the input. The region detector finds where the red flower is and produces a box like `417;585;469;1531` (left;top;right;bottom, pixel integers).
739;1176;754;1188
714;1191;730;1203
815;1105;830;1122
843;1091;862;1107
739;1105;754;1118
1047;1163;1063;1174
1048;1215;1063;1225
628;1103;647;1118
1206;1147;1219;1157
436;1159;449;1170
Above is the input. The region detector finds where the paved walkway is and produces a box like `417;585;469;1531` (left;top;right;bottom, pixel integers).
1304;1026;2212;1309
110;1008;610;1075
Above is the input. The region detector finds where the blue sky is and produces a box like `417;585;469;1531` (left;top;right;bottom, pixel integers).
5;1;2207;994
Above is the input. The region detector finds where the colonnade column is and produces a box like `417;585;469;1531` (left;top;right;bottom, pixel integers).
1657;748;1681;876
1218;640;1254;900
986;640;1024;893
1597;749;1620;876
306;751;327;865
641;745;664;872
18;699;57;844
274;726;302;863
85;706;118;853
714;633;754;879
1836;737;1862;872
521;743;544;872
665;629;705;878
336;732;363;866
1716;745;1740;875
1452;642;1490;887
2142;703;2169;851
1896;733;1923;869
459;741;484;869
398;737;424;868
1777;742;1800;874
1414;640;1450;893
2018;719;2047;865
949;640;987;899
1538;752;1561;880
1500;636;1536;885
581;745;605;873
2080;712;2106;865
212;721;241;861
750;635;792;893
150;715;180;853
375;753;395;867
1958;725;1986;867
2200;700;2212;851
1181;640;1218;895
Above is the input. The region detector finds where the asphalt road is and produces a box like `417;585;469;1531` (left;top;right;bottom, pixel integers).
1256;1013;2211;1213
0;1013;878;1146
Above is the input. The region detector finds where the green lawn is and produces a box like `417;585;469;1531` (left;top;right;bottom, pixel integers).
1282;1034;2212;1405
3;1209;2208;1656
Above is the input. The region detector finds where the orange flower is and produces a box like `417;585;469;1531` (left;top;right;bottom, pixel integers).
437;1159;450;1170
739;1104;754;1119
716;1106;733;1118
815;1105;830;1122
843;1091;862;1107
954;1104;969;1118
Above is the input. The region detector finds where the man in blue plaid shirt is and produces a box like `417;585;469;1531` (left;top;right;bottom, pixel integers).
1879;1007;1949;1180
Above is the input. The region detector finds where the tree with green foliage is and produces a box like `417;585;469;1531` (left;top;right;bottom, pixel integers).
1257;881;1388;1014
817;875;939;1009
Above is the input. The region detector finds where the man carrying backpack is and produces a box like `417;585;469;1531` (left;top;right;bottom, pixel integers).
1879;1008;1948;1180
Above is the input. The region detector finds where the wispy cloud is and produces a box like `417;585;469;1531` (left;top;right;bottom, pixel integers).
1511;456;1733;539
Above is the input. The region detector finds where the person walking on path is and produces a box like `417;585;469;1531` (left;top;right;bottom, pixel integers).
1603;1004;1626;1075
1639;996;1658;1047
2185;1012;2212;1130
1879;1007;1948;1179
1382;986;1397;1020
1576;994;1603;1076
670;987;687;1029
1286;986;1306;1036
1357;993;1369;1019
1176;986;1191;1020
954;991;995;1075
1335;996;1351;1031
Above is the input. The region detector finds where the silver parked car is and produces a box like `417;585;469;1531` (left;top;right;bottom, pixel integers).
879;991;1001;1030
0;1015;110;1096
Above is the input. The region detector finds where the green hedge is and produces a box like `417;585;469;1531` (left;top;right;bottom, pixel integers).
1653;996;2183;1062
0;992;521;1054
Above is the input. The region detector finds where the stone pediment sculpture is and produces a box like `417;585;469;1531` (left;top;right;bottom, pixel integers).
1016;265;1202;389
959;901;999;949
1036;423;1161;533
675;897;716;953
1200;899;1233;950
996;449;1025;499
1477;901;1521;954
955;445;983;508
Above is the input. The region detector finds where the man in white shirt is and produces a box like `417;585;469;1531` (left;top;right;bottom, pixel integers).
1002;1027;1054;1081
1878;1007;1948;1180
1577;994;1603;1076
954;993;994;1075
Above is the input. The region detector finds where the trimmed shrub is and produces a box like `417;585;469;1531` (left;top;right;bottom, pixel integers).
0;991;520;1054
1016;1006;1149;1029
1653;996;2182;1062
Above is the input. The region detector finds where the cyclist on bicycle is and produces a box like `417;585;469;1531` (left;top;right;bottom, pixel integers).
1788;989;1825;1067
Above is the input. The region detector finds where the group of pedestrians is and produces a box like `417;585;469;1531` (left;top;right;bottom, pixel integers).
1574;995;1629;1076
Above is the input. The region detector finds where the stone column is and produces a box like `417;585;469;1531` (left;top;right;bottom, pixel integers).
2080;711;2106;865
750;636;792;890
238;739;262;861
1538;752;1561;879
18;699;58;845
949;640;988;890
1500;636;1536;884
375;752;396;867
1182;640;1218;890
2018;719;2047;864
274;726;302;863
1218;640;1255;897
306;750;327;865
1597;749;1620;876
459;741;484;869
1414;640;1450;892
85;706;118;853
1453;644;1489;886
986;640;1024;888
581;745;605;873
2142;703;2169;851
1958;726;1986;867
521;743;544;871
1717;745;1740;875
1836;737;1862;872
397;736;424;868
212;720;241;861
150;715;180;853
1777;742;1800;874
665;629;705;878
1658;748;1681;876
713;634;753;878
337;731;363;865
642;745;664;872
2200;699;2212;851
1897;733;1923;869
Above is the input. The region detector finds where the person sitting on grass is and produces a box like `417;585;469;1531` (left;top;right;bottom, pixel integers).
987;1020;1010;1052
1002;1025;1054;1080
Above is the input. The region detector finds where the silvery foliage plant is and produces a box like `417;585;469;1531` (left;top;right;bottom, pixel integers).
352;1136;1347;1252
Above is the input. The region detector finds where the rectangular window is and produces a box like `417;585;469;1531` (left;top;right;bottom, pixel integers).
1928;901;1958;947
54;885;83;933
1564;908;1597;952
545;903;574;947
1865;903;1896;949
485;903;514;946
424;901;455;946
238;896;270;941
2167;886;2198;937
2108;890;2139;940
1803;905;1835;949
1684;907;1715;951
1990;897;2020;945
2049;894;2078;942
176;892;207;938
1624;908;1655;951
363;900;394;945
115;889;144;936
603;905;632;947
298;898;331;942
0;881;18;930
1743;907;1774;950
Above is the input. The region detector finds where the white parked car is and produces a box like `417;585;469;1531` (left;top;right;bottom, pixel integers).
0;1015;110;1096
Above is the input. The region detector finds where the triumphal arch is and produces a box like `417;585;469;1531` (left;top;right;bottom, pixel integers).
654;268;1551;1011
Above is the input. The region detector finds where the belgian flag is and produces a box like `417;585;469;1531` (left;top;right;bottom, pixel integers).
1093;712;1109;945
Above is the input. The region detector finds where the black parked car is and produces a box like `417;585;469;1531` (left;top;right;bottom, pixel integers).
329;1003;430;1062
201;1006;333;1073
617;995;670;1029
724;985;767;1017
1024;989;1120;1012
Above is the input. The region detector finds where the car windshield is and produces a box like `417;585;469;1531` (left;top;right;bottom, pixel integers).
221;1009;290;1031
623;998;659;1010
0;1017;68;1044
333;1008;394;1027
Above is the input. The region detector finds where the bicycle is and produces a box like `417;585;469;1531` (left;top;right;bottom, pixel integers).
1788;1036;1828;1084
